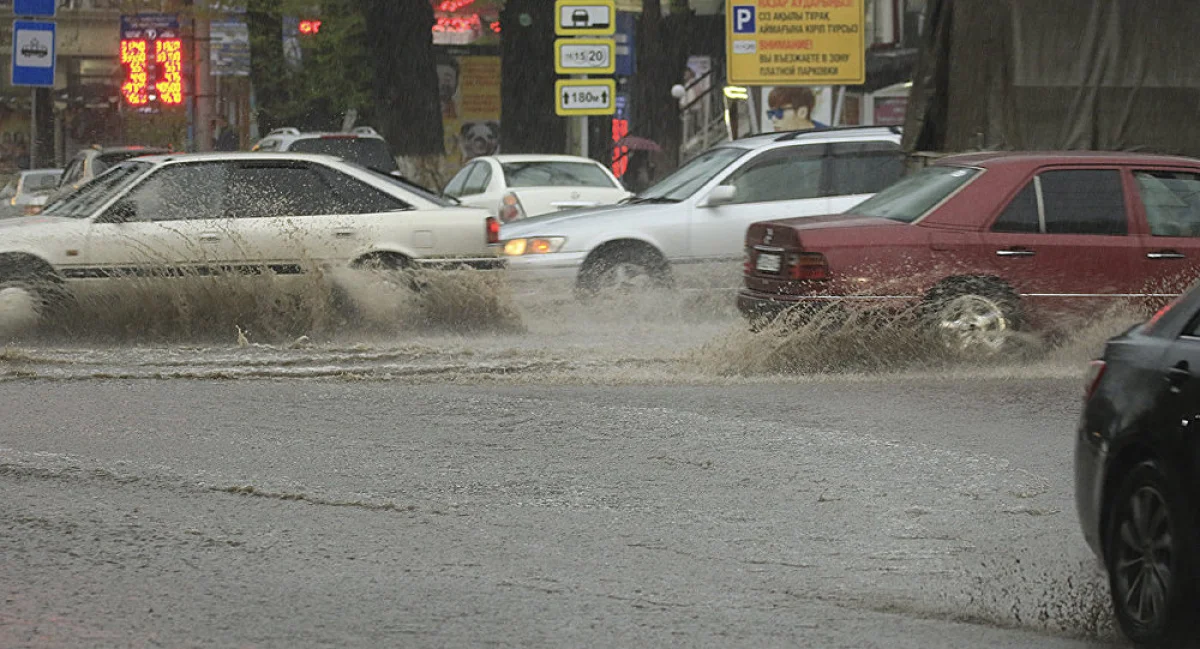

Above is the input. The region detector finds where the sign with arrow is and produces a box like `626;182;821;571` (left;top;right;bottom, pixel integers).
555;78;616;116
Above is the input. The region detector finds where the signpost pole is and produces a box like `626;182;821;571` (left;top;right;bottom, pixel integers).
29;88;36;169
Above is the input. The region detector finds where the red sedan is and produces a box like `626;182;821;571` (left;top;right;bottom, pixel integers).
738;152;1200;348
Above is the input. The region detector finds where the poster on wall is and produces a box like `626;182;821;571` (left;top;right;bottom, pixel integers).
437;51;502;166
760;85;833;133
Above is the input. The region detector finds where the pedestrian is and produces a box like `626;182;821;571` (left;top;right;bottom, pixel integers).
212;116;238;151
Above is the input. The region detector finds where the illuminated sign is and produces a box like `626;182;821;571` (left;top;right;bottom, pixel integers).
611;118;629;177
119;14;184;108
298;19;321;35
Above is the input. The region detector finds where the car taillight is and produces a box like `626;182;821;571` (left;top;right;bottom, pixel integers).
1084;360;1107;401
787;252;830;280
486;217;501;245
499;192;526;223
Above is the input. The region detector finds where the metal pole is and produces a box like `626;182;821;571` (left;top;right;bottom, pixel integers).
832;86;847;127
579;116;588;158
29;89;37;169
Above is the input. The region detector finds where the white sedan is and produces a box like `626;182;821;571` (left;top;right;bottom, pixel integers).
0;152;501;323
442;154;631;223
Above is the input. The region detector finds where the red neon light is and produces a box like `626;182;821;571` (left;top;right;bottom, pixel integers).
120;39;149;106
299;19;322;35
490;21;501;33
155;38;183;105
436;0;477;11
433;14;481;33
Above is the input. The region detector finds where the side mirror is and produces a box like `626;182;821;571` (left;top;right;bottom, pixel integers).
702;185;737;207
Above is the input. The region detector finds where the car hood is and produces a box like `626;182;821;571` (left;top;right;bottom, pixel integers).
500;201;675;238
0;214;78;229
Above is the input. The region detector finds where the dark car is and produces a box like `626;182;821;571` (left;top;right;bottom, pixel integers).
1076;282;1200;646
738;152;1200;349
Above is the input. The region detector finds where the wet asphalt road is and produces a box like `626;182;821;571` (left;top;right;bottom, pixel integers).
0;373;1127;648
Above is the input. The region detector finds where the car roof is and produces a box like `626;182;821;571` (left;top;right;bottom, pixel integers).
131;152;347;165
937;150;1200;168
725;125;903;150
95;146;170;155
490;154;604;164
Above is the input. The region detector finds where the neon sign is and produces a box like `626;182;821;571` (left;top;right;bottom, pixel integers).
155;38;183;105
298;19;321;35
119;14;184;109
120;39;149;105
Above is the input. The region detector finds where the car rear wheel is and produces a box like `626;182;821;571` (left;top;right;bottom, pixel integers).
922;278;1021;353
1104;461;1198;647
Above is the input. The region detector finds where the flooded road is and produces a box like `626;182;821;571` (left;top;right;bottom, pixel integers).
0;281;1135;647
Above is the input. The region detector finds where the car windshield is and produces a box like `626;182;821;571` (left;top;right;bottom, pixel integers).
288;137;399;173
634;146;748;202
846;165;981;223
501;161;617;188
41;161;152;218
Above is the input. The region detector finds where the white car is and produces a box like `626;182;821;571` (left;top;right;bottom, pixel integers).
443;154;631;222
0;152;501;321
498;127;904;297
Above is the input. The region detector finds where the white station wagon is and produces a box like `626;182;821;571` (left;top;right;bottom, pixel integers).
0;152;501;321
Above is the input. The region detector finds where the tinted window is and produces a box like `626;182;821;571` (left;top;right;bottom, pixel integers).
117;163;227;222
43;162;152;219
461;163;491;195
21;171;60;192
825;141;904;196
1039;169;1127;235
226;164;341;218
287;137;398;172
443;166;470;197
991;182;1040;233
849;165;979;223
1135;170;1200;237
724;146;823;204
502;161;617;188
314;165;410;214
638;146;748;201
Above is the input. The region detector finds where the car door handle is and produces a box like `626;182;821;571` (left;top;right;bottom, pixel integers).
996;248;1035;257
1147;250;1186;260
334;229;356;238
1167;361;1192;393
198;233;222;243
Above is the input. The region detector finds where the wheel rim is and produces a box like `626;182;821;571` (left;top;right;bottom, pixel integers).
936;294;1009;352
599;262;653;293
1113;485;1173;628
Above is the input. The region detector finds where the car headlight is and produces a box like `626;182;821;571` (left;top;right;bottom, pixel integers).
503;237;566;256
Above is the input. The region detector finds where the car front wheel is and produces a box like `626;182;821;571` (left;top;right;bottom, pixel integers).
1104;461;1199;647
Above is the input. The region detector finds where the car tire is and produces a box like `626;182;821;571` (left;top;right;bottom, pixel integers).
576;247;671;300
0;276;65;333
921;277;1022;354
1103;461;1199;647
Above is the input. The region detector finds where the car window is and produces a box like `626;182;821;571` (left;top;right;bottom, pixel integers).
287;137;398;173
22;171;60;193
1134;170;1200;237
502;161;617;188
313;165;411;214
225;163;342;218
95;150;164;173
824;141;905;196
991;182;1041;233
849;165;980;223
1039;169;1127;235
443;165;471;197
115;163;227;222
723;146;823;204
42;162;153;219
60;159;82;186
458;163;490;196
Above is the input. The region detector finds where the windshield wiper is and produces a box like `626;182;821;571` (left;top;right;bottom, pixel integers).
623;196;680;205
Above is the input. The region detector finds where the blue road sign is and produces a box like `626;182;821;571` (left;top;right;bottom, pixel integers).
14;0;55;17
614;11;635;77
732;6;756;34
11;20;56;87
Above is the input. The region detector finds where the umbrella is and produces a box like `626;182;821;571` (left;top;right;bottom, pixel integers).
615;135;662;152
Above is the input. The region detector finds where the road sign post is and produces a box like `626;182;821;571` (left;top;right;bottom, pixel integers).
554;38;616;75
556;79;617;116
555;0;617;157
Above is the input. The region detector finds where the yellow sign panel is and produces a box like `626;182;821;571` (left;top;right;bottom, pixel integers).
555;78;617;116
726;0;866;86
554;38;616;75
555;0;617;36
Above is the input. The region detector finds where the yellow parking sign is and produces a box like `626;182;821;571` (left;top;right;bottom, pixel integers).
726;0;866;85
